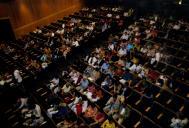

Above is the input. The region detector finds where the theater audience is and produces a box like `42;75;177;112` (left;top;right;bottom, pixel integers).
2;6;189;128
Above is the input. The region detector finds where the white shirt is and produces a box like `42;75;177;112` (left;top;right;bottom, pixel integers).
108;44;114;51
88;57;97;66
107;13;112;17
118;48;127;56
116;15;120;19
72;41;79;47
14;70;22;83
62;84;71;93
129;64;137;72
51;32;55;37
18;97;28;109
0;80;5;86
173;25;180;30
82;100;88;112
70;72;79;84
85;92;99;102
33;104;42;118
155;52;161;62
51;78;59;86
56;29;64;34
140;47;148;53
121;34;129;40
150;20;155;25
62;24;65;28
136;65;142;73
73;96;82;105
123;12;129;17
86;26;94;31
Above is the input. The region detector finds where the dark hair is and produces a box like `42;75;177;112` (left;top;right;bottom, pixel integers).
108;116;114;122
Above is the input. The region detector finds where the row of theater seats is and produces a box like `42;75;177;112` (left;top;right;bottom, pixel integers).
0;87;55;128
137;18;189;84
137;17;189;96
0;51;29;88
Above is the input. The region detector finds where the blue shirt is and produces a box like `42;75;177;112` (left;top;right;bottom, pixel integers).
101;62;109;70
123;72;133;81
127;43;134;51
80;79;89;89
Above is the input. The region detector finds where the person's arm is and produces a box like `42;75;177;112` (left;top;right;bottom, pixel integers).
106;97;113;105
112;122;116;128
18;99;24;109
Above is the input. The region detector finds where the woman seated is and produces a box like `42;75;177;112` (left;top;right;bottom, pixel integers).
84;84;103;102
57;119;75;128
69;70;80;84
103;96;121;116
101;75;113;92
101;118;116;128
76;77;89;93
84;105;98;118
61;83;72;95
22;104;44;127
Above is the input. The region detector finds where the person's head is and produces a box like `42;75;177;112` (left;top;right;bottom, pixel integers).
66;83;69;87
108;117;114;123
28;103;35;110
54;75;59;79
14;70;20;75
112;94;117;100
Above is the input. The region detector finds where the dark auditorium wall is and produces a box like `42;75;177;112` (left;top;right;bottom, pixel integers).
85;0;189;19
0;0;85;38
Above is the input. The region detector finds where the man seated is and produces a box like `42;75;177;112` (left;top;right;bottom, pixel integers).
129;63;142;73
84;84;103;102
87;54;98;68
103;96;121;116
61;83;72;95
57;119;74;128
71;100;88;115
121;31;129;40
68;94;82;108
69;70;80;84
23;104;44;127
84;105;98;118
100;61;110;74
48;76;59;90
76;77;89;92
101;75;113;92
119;69;133;86
118;46;127;57
72;38;79;47
170;116;188;128
47;104;59;118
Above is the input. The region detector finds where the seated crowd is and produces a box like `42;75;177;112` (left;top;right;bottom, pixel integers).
0;6;189;128
0;6;133;128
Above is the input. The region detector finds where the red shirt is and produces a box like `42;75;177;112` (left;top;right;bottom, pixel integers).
76;103;82;115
